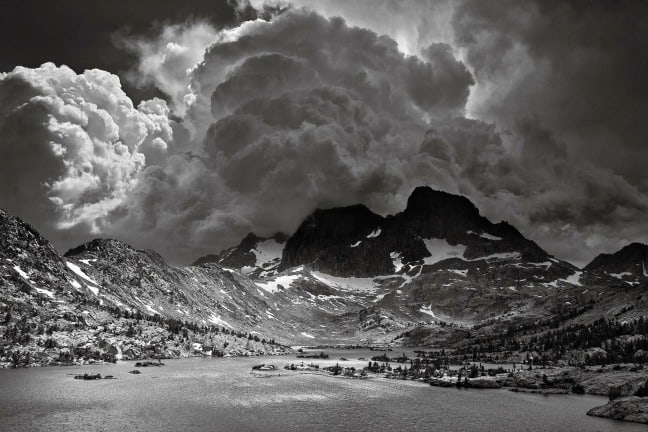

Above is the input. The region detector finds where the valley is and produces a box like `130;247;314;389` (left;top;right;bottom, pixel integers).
1;186;648;377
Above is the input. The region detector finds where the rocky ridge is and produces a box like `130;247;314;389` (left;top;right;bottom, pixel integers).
3;186;648;368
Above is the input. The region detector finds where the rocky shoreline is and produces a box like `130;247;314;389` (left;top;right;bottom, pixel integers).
587;396;648;424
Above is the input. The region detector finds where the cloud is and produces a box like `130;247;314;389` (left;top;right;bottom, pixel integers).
0;63;173;240
101;10;474;260
2;4;647;268
119;21;221;116
231;0;458;55
417;116;648;266
453;0;648;184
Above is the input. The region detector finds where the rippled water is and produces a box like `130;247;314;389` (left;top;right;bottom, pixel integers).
0;353;643;432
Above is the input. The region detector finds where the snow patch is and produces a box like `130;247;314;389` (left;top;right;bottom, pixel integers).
79;259;97;266
610;272;633;280
419;305;437;319
563;272;583;286
390;252;404;272
256;274;300;293
66;261;100;294
35;287;55;298
448;269;468;277
422;238;466;265
300;332;315;339
468;231;502;241
311;272;378;292
252;239;284;269
13;265;30;280
209;314;233;329
350;241;362;248
144;304;159;315
480;233;502;241
241;266;255;275
366;228;381;238
476;252;520;261
69;280;82;289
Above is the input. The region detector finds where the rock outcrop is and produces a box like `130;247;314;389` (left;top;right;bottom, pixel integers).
587;396;648;424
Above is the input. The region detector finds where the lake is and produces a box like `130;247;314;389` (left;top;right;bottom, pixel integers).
0;352;643;432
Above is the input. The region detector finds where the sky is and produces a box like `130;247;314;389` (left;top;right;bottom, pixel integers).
0;0;646;267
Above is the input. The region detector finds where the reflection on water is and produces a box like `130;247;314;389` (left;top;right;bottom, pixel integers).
0;353;643;432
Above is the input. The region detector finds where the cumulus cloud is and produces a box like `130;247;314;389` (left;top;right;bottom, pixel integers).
232;0;458;56
120;21;221;116
0;63;173;241
102;10;474;259
1;3;647;267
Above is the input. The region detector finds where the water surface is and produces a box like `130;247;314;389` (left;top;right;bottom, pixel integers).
0;354;643;432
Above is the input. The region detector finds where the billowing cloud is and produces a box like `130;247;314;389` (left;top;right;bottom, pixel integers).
1;3;646;267
103;10;474;258
0;63;173;240
120;21;221;116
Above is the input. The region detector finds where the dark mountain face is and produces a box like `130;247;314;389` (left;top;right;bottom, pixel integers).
585;243;648;272
275;186;551;277
280;204;388;276
400;186;485;239
582;243;648;287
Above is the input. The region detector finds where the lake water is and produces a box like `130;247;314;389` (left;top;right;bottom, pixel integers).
0;352;644;432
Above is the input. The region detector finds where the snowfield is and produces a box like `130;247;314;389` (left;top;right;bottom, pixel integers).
66;261;100;295
311;272;378;292
252;239;284;269
256;274;300;293
422;238;467;265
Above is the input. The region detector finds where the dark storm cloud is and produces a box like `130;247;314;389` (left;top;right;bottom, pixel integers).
102;10;474;261
453;0;648;183
0;1;646;267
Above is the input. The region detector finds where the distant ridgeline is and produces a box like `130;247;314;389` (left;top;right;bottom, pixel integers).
1;186;648;368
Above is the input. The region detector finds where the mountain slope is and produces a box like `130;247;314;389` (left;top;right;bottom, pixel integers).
0;210;290;367
583;243;648;286
198;186;648;346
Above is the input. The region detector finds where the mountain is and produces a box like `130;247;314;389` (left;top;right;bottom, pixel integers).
279;186;554;278
583;243;648;286
0;210;293;367
193;232;288;279
198;186;648;346
3;186;648;368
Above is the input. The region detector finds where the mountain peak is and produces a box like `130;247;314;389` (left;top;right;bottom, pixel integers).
401;186;485;240
406;186;480;214
584;242;648;274
64;238;134;257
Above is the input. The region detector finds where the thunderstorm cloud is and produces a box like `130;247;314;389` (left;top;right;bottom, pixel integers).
0;1;646;267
